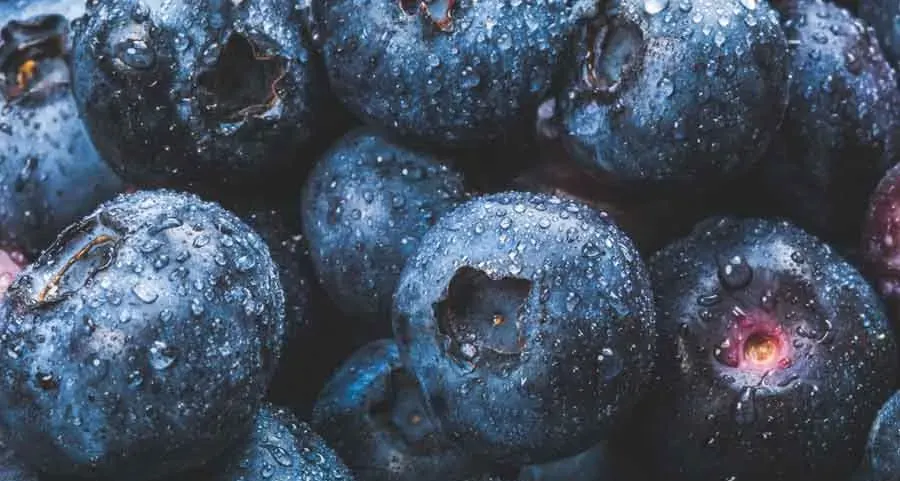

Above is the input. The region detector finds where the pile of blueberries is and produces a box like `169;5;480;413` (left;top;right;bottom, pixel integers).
3;0;900;479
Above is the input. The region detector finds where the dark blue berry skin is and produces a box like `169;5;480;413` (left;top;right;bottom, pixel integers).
645;217;898;481
756;0;900;246
312;339;478;481
308;0;595;147
0;2;124;257
179;404;356;481
0;190;286;481
0;441;38;481
518;443;616;481
70;0;342;193
542;0;790;185
854;391;900;481
302;129;468;335
860;0;900;70
392;191;657;466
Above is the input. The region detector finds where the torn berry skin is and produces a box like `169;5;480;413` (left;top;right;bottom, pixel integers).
70;0;344;194
643;217;898;481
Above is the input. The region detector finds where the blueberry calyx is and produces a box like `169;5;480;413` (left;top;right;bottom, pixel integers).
397;0;456;32
434;266;531;366
0;14;69;102
579;20;643;102
197;32;287;122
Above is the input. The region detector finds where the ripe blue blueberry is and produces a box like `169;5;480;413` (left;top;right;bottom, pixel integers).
645;217;898;481
756;0;900;245
309;0;596;147
393;191;656;465
70;0;342;192
0;190;286;481
313;339;479;481
542;0;790;185
302;129;468;334
0;4;124;257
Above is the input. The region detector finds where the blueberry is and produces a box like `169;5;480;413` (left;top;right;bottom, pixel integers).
0;190;286;481
854;391;900;481
755;0;900;245
312;339;478;481
0;6;124;257
645;217;898;481
860;0;900;70
181;404;356;481
70;0;342;192
302;128;468;335
308;0;595;147
393;191;657;465
863;162;900;326
541;0;790;184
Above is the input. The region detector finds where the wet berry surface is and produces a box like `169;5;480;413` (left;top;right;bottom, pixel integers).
0;0;899;480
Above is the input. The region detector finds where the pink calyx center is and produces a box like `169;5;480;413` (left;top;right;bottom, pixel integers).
714;310;792;371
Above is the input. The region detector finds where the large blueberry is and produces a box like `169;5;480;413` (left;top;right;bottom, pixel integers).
542;0;790;184
0;190;286;481
309;0;595;147
393;191;657;465
181;404;356;481
302;128;468;334
646;217;898;481
70;0;341;192
0;4;124;257
756;0;900;245
312;339;478;481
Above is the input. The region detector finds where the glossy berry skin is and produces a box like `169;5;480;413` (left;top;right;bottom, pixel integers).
71;0;339;192
393;191;657;465
231;200;312;344
542;0;789;185
302;129;468;333
0;3;124;257
860;0;900;70
312;339;477;481
0;190;286;481
863;162;900;327
646;217;898;481
182;404;356;481
308;0;595;147
757;0;900;245
854;391;900;481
